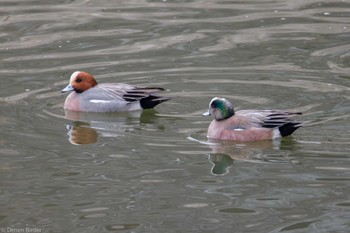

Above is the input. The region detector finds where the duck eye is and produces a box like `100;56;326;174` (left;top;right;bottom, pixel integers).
76;78;82;83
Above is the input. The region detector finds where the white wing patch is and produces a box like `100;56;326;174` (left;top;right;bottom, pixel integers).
89;99;112;103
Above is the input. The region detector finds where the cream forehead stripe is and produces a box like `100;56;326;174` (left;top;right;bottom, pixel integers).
70;71;81;83
209;97;225;106
209;97;218;107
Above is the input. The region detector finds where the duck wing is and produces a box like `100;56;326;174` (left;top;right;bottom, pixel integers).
236;110;302;129
82;83;132;101
84;83;170;110
89;84;166;102
122;87;166;102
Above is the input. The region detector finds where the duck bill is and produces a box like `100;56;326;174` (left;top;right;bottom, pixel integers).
61;84;74;93
202;110;211;116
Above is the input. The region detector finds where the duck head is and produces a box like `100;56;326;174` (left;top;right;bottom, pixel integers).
203;97;235;121
61;71;98;93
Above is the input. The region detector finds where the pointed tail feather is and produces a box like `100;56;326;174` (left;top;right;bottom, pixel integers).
139;95;171;109
279;122;302;137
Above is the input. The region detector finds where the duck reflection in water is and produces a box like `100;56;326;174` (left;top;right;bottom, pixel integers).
64;109;159;145
67;122;98;145
207;138;297;175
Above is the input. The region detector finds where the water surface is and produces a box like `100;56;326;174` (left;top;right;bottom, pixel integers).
1;0;350;232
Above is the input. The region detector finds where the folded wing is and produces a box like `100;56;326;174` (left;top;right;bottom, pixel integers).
236;110;302;129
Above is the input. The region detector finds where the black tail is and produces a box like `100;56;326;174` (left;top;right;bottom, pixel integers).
279;122;302;137
139;95;171;109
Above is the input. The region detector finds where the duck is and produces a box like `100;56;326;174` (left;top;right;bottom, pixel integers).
61;71;170;112
203;97;302;141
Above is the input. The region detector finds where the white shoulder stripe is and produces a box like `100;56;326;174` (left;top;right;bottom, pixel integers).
89;99;112;103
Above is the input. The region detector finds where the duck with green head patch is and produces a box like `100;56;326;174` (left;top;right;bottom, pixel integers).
203;97;303;142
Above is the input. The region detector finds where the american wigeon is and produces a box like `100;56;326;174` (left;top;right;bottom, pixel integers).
61;71;170;112
203;97;302;141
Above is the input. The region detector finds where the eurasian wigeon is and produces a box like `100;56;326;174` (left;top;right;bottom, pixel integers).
203;97;302;142
61;71;170;112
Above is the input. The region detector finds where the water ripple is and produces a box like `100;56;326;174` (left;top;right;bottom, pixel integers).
1;1;350;233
